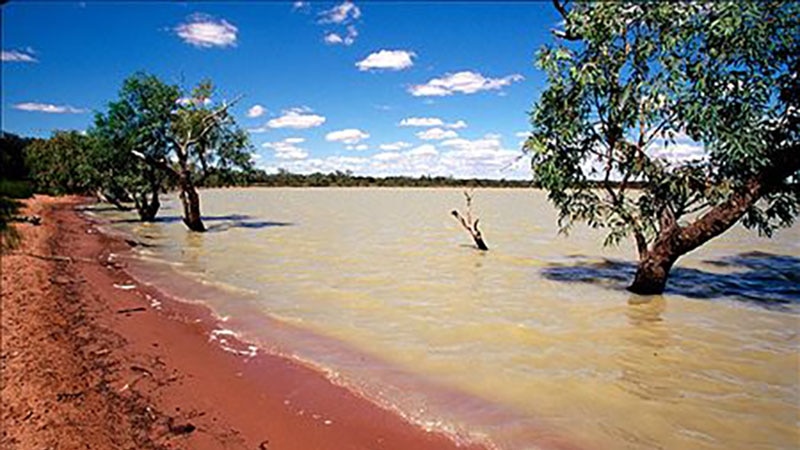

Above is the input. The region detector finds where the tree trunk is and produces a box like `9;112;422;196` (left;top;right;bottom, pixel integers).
137;190;160;222
628;177;768;295
628;242;679;295
179;171;205;232
96;190;132;212
134;172;162;222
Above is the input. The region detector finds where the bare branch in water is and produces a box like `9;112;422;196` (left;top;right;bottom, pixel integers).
451;190;489;251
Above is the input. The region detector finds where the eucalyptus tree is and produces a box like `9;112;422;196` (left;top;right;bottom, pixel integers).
158;81;252;232
25;131;99;195
526;1;799;294
94;74;252;230
92;72;180;220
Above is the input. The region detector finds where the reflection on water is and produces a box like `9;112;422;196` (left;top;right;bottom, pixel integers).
89;188;800;450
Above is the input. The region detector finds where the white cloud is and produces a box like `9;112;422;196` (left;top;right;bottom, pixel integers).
266;108;326;129
515;131;530;138
356;50;415;71
324;25;358;46
247;104;266;118
175;13;238;48
409;71;524;97
13;102;86;114
292;1;310;12
416;127;458;140
407;144;438;157
373;151;402;162
399;117;467;129
2;49;37;63
319;1;361;24
399;117;444;127
438;135;525;174
260;133;530;179
346;143;369;151
649;133;707;165
379;141;413;151
326;128;370;144
262;138;309;160
324;33;344;45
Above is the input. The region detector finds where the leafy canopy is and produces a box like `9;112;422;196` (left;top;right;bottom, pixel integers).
527;1;799;251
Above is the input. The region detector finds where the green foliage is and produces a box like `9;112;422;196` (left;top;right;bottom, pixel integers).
90;73;253;221
0;131;36;251
1;131;34;181
528;1;799;248
25;131;100;195
170;80;254;178
91;72;181;215
232;169;534;188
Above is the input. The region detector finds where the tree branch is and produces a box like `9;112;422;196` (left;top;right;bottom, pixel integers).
551;0;581;40
132;150;179;178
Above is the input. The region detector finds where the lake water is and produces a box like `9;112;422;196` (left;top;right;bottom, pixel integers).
89;188;799;450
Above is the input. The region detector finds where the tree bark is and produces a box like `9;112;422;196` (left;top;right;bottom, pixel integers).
179;170;205;232
137;190;160;222
628;178;767;294
628;233;679;295
627;128;800;295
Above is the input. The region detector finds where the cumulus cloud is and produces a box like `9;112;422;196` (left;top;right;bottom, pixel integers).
399;117;467;129
247;104;266;118
324;25;358;46
2;49;37;63
13;102;86;114
346;143;369;151
266;108;326;129
416;127;458;140
262;137;309;160
373;151;402;162
379;141;413;151
318;2;360;46
356;50;415;71
319;1;361;24
175;13;238;48
649;133;707;165
259;133;530;179
407;144;438;157
409;71;523;97
399;117;444;127
326;128;370;144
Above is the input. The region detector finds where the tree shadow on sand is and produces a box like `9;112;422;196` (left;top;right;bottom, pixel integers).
541;251;800;311
112;214;294;231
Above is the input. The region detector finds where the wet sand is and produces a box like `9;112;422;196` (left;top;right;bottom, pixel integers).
0;195;489;450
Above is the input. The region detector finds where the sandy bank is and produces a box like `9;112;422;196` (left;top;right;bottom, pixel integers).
1;196;489;450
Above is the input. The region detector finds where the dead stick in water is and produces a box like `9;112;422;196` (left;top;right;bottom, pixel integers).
451;190;489;251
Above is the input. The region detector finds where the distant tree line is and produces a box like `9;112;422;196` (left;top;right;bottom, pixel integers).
233;169;536;189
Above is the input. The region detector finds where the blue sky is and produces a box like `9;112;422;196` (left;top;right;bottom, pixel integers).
2;1;563;179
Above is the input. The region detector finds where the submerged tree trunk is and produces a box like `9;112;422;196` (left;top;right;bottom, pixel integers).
628;240;679;295
134;188;160;222
628;178;767;295
179;170;205;232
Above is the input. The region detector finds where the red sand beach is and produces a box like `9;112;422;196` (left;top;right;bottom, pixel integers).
0;196;493;450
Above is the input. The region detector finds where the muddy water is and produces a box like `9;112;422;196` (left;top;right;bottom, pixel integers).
89;188;799;450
